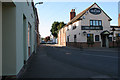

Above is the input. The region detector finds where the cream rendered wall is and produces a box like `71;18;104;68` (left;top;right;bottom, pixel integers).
66;21;81;42
66;4;110;43
2;3;16;75
14;2;36;74
0;2;2;77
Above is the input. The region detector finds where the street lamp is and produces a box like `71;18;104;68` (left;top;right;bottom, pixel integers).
35;2;43;6
34;2;43;53
111;27;116;48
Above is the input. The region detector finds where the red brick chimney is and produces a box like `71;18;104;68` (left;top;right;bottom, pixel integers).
70;9;76;20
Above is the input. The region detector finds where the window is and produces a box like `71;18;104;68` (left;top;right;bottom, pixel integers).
116;33;120;37
74;35;77;42
90;20;102;26
96;21;99;26
72;25;76;30
67;27;69;31
95;35;99;41
87;34;94;43
93;20;96;26
98;20;102;26
116;33;120;41
90;20;93;26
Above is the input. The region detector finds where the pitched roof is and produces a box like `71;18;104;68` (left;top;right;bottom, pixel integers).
66;3;112;26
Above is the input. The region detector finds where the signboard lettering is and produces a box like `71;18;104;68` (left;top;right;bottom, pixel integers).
89;8;101;15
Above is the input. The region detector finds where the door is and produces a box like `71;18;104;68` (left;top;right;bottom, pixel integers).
28;23;31;57
102;35;109;47
102;35;106;47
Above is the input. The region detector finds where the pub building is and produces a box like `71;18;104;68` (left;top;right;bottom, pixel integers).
58;3;120;48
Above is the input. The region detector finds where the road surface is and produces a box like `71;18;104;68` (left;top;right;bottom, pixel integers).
19;44;118;79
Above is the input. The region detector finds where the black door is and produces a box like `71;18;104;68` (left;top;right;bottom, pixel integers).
102;35;106;47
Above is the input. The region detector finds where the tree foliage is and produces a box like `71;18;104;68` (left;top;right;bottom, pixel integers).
44;36;50;42
50;21;66;38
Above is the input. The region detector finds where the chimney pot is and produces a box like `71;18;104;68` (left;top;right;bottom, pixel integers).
70;9;76;20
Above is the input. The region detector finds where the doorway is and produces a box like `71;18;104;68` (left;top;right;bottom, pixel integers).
28;22;32;57
101;31;110;48
23;14;27;64
102;35;107;47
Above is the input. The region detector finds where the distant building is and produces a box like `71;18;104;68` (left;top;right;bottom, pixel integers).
0;0;40;79
58;3;120;48
49;34;57;43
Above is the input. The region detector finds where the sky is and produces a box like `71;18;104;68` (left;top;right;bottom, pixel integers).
34;1;118;38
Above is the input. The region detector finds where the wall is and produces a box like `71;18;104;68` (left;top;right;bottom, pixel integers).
2;2;36;76
14;2;36;74
2;3;16;75
0;1;2;78
58;26;67;46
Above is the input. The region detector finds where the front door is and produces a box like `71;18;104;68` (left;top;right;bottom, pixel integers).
102;35;109;48
102;35;106;47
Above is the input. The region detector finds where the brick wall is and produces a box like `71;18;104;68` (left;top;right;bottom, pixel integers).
109;41;120;47
67;42;101;48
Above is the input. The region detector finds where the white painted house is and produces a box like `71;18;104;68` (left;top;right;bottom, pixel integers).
65;3;112;48
58;3;120;48
0;0;40;78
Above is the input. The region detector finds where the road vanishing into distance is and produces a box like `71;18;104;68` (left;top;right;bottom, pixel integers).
19;44;118;79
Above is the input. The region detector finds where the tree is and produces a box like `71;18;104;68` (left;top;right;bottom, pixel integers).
41;38;44;41
50;21;66;38
44;36;50;42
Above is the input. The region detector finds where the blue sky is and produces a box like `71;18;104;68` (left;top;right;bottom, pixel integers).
34;2;118;38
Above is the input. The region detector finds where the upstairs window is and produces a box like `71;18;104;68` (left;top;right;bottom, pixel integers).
98;20;102;26
93;20;96;26
90;20;102;26
67;26;69;31
96;21;99;26
72;24;77;30
90;20;93;26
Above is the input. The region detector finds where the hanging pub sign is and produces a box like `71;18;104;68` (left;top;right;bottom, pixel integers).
89;8;101;15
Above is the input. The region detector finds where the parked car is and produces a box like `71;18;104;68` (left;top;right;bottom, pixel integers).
41;41;46;44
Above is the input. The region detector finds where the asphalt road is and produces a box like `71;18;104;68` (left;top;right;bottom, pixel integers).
19;44;118;79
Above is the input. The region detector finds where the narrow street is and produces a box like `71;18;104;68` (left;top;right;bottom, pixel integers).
19;44;118;78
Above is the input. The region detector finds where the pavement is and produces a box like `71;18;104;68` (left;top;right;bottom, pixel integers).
18;44;119;79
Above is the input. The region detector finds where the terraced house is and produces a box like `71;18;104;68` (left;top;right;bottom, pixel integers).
0;0;40;79
58;3;120;48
